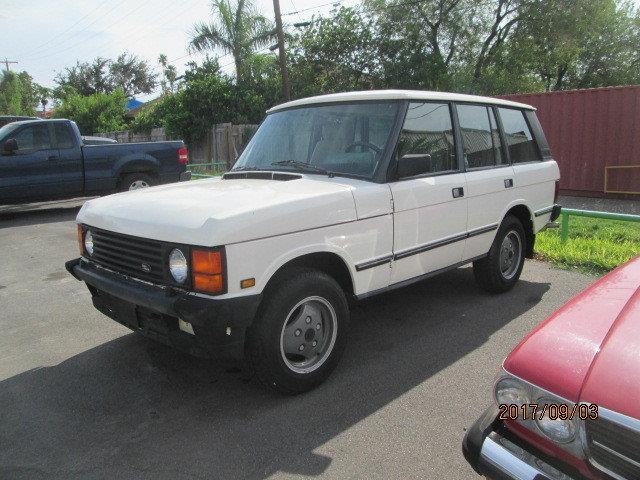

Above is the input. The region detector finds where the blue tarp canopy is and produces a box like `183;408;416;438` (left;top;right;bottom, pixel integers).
126;99;144;111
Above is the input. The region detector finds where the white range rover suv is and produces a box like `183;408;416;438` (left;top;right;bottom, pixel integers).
66;90;561;394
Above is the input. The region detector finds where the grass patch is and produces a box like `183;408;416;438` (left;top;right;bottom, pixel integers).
535;216;640;274
188;163;227;177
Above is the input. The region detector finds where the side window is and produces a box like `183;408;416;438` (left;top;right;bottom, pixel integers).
397;102;456;175
54;123;75;149
498;108;541;163
13;124;52;154
456;104;503;169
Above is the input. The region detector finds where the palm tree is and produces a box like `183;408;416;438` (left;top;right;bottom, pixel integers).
189;0;275;83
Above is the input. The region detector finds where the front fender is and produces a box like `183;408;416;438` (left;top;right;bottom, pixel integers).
257;244;356;294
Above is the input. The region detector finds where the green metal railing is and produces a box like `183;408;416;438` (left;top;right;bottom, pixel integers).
559;208;640;242
188;162;227;178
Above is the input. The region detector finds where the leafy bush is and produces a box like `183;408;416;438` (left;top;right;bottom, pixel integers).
130;73;267;144
54;89;127;134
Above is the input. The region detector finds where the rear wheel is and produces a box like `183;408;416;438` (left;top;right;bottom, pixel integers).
119;172;156;192
473;215;526;294
246;268;349;394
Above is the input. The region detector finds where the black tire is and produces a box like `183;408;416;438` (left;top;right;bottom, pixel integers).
119;172;156;192
473;215;526;294
245;268;350;395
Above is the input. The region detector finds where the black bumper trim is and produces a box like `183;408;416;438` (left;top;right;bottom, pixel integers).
66;258;261;359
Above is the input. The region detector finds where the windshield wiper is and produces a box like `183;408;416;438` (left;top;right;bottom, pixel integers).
230;165;260;172
271;160;334;177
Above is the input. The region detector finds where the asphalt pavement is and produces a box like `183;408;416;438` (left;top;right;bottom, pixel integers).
0;200;596;480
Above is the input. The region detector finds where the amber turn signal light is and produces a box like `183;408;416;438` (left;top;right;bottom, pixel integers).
77;224;84;255
191;248;225;294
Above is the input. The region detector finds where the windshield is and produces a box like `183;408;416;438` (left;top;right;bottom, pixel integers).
0;123;20;141
233;101;400;179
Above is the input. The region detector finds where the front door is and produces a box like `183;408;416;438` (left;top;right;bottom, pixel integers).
389;102;468;284
0;122;60;203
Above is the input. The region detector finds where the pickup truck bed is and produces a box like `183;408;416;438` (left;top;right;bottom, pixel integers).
0;119;190;204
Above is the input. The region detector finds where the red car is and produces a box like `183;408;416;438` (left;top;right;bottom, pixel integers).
463;256;640;480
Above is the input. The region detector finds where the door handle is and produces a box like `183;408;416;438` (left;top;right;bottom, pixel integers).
504;178;514;188
452;187;464;198
48;155;59;161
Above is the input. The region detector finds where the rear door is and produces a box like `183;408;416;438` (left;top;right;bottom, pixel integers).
0;122;60;203
497;107;558;231
389;102;468;284
457;103;515;260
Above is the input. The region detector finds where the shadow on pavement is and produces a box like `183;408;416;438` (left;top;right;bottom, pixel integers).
0;201;84;228
0;268;550;480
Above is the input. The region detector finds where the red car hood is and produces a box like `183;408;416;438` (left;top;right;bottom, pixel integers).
504;257;640;418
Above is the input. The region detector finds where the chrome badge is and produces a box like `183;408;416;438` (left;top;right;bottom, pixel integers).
141;263;151;272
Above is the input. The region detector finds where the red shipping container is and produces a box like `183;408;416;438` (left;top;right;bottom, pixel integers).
500;86;640;197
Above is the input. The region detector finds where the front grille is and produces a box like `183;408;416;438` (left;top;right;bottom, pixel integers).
586;415;640;479
90;229;165;283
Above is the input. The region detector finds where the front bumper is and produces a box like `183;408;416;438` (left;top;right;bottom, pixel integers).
463;405;581;480
66;257;260;360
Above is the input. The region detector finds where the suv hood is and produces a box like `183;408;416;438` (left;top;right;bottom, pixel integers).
77;175;357;245
503;257;640;418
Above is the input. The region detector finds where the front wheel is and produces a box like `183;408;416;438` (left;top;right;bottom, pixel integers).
245;268;349;394
473;215;526;294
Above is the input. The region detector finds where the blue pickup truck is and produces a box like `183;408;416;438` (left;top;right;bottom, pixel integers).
0;119;191;204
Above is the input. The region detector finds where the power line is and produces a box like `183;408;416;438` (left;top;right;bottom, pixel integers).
24;0;157;62
14;0;112;58
281;0;345;16
19;0;131;60
79;0;196;63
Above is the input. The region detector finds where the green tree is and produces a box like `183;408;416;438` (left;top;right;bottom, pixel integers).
508;0;639;90
54;89;127;134
0;70;46;115
54;57;112;98
109;53;157;97
289;8;382;96
189;0;276;83
131;59;268;143
36;85;50;112
54;54;156;99
158;54;179;93
0;71;24;115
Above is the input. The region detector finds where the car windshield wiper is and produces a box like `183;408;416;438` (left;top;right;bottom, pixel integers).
230;165;261;172
271;160;334;177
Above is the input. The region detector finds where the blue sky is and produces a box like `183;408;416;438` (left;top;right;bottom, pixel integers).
1;0;356;100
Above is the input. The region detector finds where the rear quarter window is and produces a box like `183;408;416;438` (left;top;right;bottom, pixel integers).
498;108;542;163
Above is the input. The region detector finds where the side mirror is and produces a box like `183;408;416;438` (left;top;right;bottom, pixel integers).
397;154;431;178
2;138;17;155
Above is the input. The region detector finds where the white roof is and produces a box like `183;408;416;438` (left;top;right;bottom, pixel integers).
267;89;535;113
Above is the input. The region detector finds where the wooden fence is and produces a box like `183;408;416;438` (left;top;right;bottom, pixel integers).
97;123;258;168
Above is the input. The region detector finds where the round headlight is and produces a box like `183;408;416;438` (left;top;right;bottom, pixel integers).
169;248;188;283
84;230;94;255
535;401;576;443
495;377;530;407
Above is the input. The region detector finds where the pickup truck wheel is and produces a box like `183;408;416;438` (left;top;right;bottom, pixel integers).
473;215;525;294
246;268;349;394
120;173;156;192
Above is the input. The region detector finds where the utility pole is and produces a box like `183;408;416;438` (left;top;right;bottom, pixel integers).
272;0;291;101
2;58;18;71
